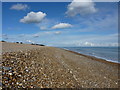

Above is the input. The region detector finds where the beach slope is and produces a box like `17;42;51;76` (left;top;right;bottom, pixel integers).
1;42;119;88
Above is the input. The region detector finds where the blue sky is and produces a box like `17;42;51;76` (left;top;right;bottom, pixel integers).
2;1;118;47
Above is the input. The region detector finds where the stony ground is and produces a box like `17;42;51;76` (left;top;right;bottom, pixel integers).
1;42;119;88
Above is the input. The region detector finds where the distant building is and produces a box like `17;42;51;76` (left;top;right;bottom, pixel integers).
1;40;6;42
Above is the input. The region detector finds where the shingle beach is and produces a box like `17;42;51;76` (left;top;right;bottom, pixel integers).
1;42;119;88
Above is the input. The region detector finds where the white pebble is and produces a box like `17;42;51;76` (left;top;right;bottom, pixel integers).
8;73;12;75
70;71;72;74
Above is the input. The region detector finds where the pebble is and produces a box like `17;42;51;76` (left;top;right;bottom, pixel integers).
8;73;12;75
18;74;22;77
2;48;118;88
70;71;72;74
104;76;106;79
25;69;29;72
19;83;22;86
16;82;19;85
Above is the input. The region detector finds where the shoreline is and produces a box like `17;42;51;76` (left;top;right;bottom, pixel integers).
2;46;120;65
62;48;120;65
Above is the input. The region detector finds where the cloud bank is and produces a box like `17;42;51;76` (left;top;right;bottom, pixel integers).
51;23;72;29
10;4;29;10
66;0;97;16
20;11;46;23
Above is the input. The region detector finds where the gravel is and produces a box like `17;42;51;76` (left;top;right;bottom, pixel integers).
1;42;119;88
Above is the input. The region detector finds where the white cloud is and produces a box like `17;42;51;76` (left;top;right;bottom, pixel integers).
26;40;34;44
10;4;29;10
5;32;118;47
66;0;97;16
45;33;118;47
40;26;47;30
20;11;46;23
51;23;72;29
84;42;95;46
54;31;61;35
33;34;40;38
72;13;118;33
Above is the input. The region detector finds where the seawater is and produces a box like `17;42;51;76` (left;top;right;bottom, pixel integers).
61;47;119;63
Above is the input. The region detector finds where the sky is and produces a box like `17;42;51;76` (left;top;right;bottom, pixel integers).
1;0;119;47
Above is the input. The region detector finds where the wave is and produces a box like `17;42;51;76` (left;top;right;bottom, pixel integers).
62;47;119;64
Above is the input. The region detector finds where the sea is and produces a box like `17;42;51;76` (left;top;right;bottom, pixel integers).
61;47;119;63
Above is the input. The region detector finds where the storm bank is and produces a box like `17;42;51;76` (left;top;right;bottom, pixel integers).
1;42;119;88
